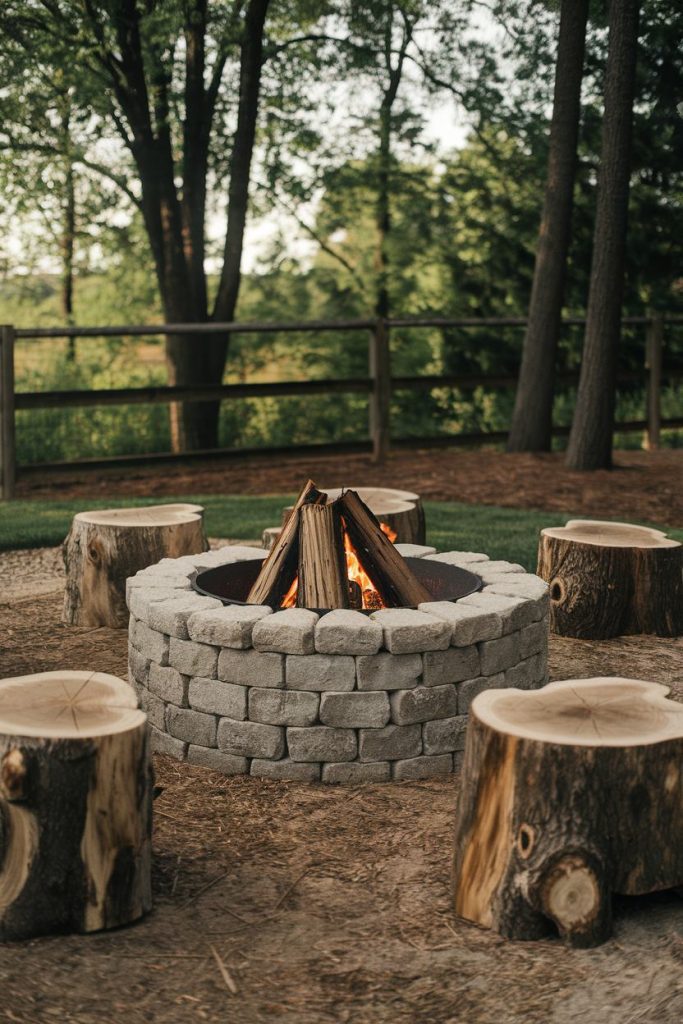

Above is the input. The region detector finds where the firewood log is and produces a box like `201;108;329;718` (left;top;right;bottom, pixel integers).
0;671;152;941
297;502;349;609
338;489;432;607
63;503;207;628
537;519;683;638
247;479;326;607
281;487;426;545
452;677;683;948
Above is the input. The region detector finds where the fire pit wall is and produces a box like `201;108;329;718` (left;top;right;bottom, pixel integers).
127;545;549;783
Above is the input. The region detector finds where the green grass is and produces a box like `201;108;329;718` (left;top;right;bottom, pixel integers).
2;495;681;572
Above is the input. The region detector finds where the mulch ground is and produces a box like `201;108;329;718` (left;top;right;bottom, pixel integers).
16;447;683;524
1;551;682;1024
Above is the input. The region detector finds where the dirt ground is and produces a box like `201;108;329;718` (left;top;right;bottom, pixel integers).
1;549;682;1024
16;447;683;525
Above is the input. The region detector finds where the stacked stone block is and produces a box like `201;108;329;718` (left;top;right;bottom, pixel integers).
127;544;549;783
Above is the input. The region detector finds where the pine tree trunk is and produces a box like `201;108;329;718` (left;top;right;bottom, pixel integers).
508;0;589;452
566;0;640;470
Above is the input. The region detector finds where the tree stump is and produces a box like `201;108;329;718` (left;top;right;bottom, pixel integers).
63;503;208;628
277;487;426;547
452;677;683;948
0;671;152;941
537;519;683;638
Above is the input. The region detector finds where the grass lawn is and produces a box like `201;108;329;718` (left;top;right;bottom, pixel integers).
2;495;682;572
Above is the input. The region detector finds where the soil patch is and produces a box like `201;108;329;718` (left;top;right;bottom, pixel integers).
17;448;683;525
0;560;682;1023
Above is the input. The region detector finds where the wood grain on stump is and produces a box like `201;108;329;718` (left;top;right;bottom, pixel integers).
452;677;683;948
63;503;208;628
537;519;683;639
0;671;152;941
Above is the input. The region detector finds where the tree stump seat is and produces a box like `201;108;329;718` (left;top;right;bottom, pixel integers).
63;503;208;628
0;671;152;941
537;519;683;638
452;677;683;947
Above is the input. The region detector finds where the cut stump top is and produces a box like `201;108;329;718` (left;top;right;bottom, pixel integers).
0;671;145;739
73;503;204;529
540;520;680;549
472;677;683;748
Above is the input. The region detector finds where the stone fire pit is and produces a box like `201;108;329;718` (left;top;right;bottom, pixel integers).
127;544;549;782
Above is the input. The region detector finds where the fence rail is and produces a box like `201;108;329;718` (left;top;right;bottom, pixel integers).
1;313;681;499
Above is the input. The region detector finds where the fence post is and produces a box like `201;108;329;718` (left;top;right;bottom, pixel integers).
645;311;663;451
369;318;391;462
0;324;16;500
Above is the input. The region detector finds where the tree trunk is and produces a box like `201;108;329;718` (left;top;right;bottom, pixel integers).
0;671;152;941
452;677;683;948
507;0;589;452
63;504;208;628
537;519;683;638
565;0;640;470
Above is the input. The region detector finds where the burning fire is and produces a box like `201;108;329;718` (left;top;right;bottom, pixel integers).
281;521;397;610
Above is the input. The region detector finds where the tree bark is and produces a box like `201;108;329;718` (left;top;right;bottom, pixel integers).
537;519;683;638
282;487;426;546
297;503;350;610
0;671;152;941
507;0;589;452
452;677;683;948
565;0;640;470
63;504;208;628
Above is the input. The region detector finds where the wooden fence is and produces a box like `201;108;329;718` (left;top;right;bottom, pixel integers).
1;313;681;500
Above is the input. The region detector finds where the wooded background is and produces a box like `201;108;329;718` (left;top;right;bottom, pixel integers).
0;0;681;471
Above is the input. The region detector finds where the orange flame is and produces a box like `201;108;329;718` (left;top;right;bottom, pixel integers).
279;521;396;609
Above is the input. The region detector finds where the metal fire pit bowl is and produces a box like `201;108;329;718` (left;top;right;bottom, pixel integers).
192;557;482;614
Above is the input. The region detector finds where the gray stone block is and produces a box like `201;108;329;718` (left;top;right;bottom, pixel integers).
479;632;520;675
486;578;549;620
286;653;356;691
393;544;437;558
218;648;284;688
148;594;222;639
393;754;453;780
218;718;285;759
422;715;468;755
358;723;421;762
476;561;525;582
370;608;451;654
187;604;273;649
126;574;191;603
249;688;319;726
187;746;248;775
322;761;391;784
460;591;535;632
128;646;150;687
189;678;247;719
424;551;489;565
128;586;181;624
390;684;458;725
129;618;170;664
166;706;217;747
250;759;321;781
287;726;357;763
314;609;383;655
149;724;187;760
148;662;188;706
457;672;504;714
518;618;549;659
139;688;165;730
252;608;319;654
168;636;219;677
453;751;465;773
319;691;390;728
356;652;422;691
422;646;480;686
417;601;501;646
